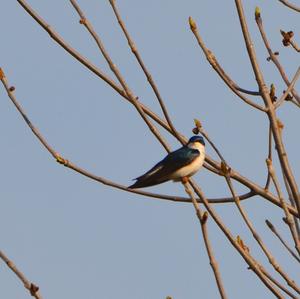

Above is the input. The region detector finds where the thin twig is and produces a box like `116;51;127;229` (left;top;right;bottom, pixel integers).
282;174;300;237
226;175;300;294
278;0;300;13
188;180;285;299
239;1;300;216
266;220;300;263
266;158;300;256
0;250;43;299
188;17;265;111
255;8;300;104
205;157;299;218
201;127;300;294
290;98;300;107
290;40;300;52
108;0;185;145
183;182;228;299
69;0;171;153
16;0;185;146
260;266;299;299
275;67;300;109
264;123;272;190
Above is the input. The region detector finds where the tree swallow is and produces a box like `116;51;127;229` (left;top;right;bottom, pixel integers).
129;136;205;189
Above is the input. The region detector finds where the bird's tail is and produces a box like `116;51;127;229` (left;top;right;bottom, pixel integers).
128;176;168;189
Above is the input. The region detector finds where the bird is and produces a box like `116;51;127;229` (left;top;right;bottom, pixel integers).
129;135;205;189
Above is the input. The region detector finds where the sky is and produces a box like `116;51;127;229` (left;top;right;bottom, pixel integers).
0;1;299;298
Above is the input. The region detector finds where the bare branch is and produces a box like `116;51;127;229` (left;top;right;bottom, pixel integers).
275;67;300;109
189;180;285;299
237;1;300;216
278;0;300;13
264;124;272;190
203;148;299;219
290;40;300;52
200;126;300;294
282;174;300;237
188;17;266;112
266;220;300;264
0;250;43;299
183;182;228;299
260;266;299;299
108;0;185;145
226;175;300;294
255;8;300;104
16;0;185;146
266;159;300;256
69;0;171;153
17;0;124;96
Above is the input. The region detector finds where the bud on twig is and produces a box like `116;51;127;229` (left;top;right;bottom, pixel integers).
265;219;274;231
269;84;277;102
189;16;197;31
236;235;250;253
192;118;202;134
280;30;294;47
30;283;39;296
201;211;208;224
221;161;231;176
255;7;261;20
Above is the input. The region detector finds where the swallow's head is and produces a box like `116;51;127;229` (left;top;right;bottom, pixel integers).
187;135;205;147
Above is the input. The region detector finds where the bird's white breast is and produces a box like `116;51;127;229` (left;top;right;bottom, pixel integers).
170;143;205;180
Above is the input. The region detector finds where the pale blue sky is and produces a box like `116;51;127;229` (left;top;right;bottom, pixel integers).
0;1;299;298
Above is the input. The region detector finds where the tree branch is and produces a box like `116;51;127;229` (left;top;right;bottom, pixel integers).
0;250;43;299
237;0;300;216
16;0;185;145
188;17;266;112
278;0;300;13
255;8;300;105
199;126;300;294
275;67;300;109
189;180;285;299
69;0;171;153
260;266;299;299
108;0;185;145
266;159;300;256
266;220;300;264
183;182;228;299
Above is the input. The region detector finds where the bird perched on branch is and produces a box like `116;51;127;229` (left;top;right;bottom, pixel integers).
129;135;205;189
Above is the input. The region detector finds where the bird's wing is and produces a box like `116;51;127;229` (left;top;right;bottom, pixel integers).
146;147;200;177
130;147;200;188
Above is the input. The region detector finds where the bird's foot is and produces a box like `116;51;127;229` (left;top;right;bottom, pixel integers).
181;176;189;184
